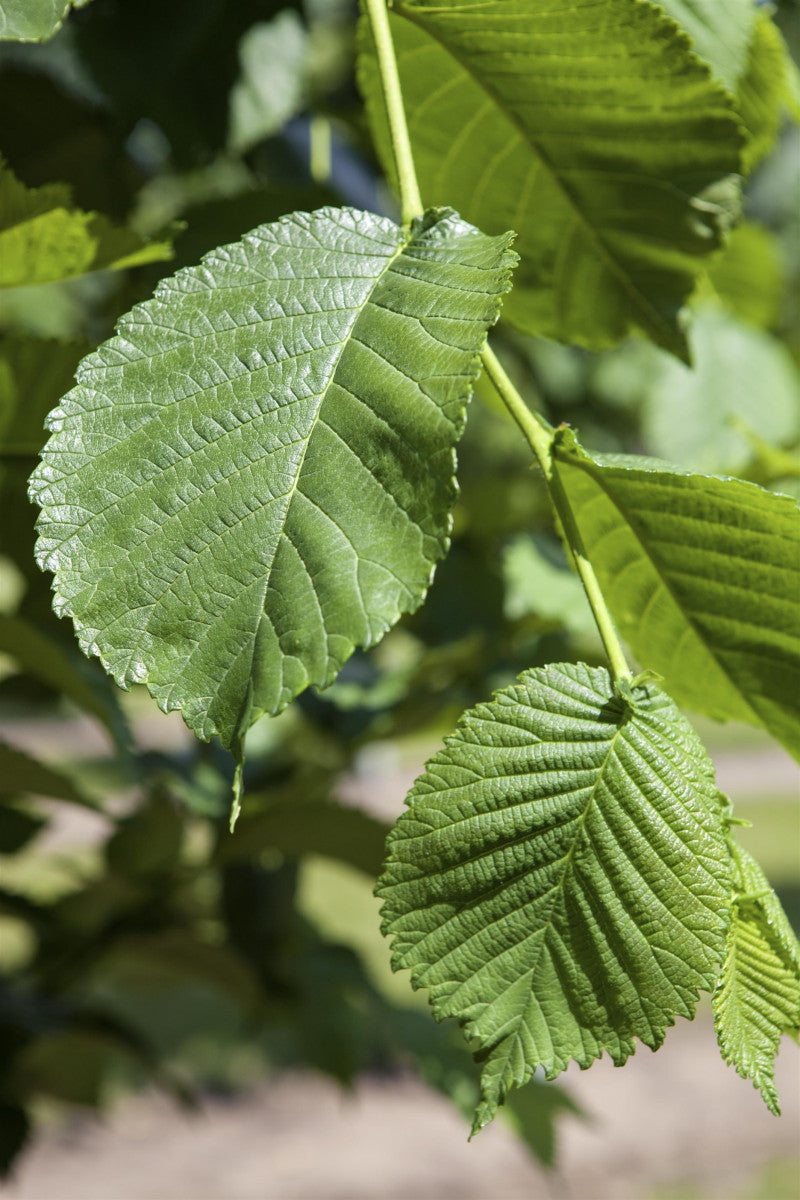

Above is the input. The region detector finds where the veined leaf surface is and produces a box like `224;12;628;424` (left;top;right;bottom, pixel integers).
378;663;731;1128
31;206;516;756
553;433;800;761
713;839;800;1115
358;0;742;357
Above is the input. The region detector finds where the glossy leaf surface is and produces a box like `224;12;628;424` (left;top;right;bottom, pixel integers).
31;206;516;756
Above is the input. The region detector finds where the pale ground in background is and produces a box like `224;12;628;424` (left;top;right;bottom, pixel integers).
1;1018;798;1200
2;709;799;1200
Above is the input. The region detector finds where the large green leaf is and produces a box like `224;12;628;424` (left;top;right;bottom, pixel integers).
713;838;800;1116
0;159;174;288
358;0;742;357
553;432;800;759
31;206;516;763
378;663;731;1129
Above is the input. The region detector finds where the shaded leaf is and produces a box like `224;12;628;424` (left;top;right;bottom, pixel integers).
553;432;800;759
0;803;47;854
652;0;756;92
737;13;800;174
713;839;800;1115
359;0;742;357
378;663;731;1129
31;206;516;765
504;1080;584;1169
74;0;292;167
0;159;174;289
105;795;183;879
0;1103;29;1178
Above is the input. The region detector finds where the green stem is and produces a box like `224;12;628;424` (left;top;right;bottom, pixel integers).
309;114;332;185
362;1;631;685
481;347;632;685
363;0;424;224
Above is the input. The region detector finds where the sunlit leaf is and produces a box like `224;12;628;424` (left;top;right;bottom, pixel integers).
359;0;742;357
379;663;731;1128
31;206;516;770
0;159;174;288
714;837;800;1115
553;432;800;759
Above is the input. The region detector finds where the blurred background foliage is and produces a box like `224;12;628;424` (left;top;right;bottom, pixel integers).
0;0;798;1182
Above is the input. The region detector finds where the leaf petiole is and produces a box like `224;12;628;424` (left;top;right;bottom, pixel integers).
363;0;632;684
362;0;423;224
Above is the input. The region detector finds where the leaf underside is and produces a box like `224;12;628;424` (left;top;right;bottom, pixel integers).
553;433;800;762
713;840;800;1115
359;0;742;357
378;662;731;1130
30;206;516;754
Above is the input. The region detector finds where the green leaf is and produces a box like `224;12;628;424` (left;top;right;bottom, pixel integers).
358;0;742;358
228;10;309;152
378;662;731;1129
552;432;800;759
0;740;86;804
0;0;91;43
652;0;756;93
642;310;800;475
649;7;795;172
31;206;516;762
0;158;174;288
713;839;800;1116
0;335;90;457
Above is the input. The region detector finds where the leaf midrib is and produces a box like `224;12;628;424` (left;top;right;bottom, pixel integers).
394;1;693;349
432;698;627;1041
239;226;413;722
121;223;411;704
